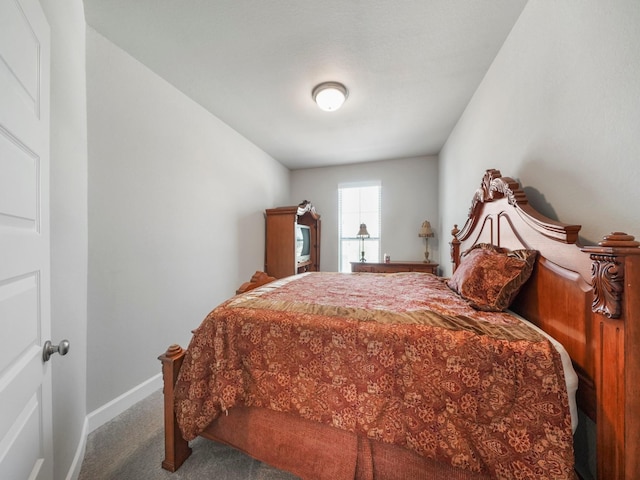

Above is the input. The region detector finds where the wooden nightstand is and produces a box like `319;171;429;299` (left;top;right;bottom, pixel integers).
350;261;438;275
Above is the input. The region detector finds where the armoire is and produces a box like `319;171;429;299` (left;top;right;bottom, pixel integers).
264;201;320;279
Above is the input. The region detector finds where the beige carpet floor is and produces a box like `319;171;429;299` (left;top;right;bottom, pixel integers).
78;389;300;480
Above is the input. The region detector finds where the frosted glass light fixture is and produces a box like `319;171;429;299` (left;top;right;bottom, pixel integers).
312;82;348;111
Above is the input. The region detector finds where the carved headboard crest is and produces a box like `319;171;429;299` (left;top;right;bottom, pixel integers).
459;169;581;244
468;169;528;219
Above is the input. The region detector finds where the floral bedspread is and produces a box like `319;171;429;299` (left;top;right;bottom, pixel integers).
174;272;574;478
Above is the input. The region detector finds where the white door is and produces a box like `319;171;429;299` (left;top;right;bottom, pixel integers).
0;0;53;479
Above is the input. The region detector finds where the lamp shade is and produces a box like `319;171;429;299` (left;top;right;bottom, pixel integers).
312;82;348;111
418;221;434;237
356;223;370;238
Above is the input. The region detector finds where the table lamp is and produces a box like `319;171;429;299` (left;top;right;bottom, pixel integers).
356;223;370;262
418;221;434;262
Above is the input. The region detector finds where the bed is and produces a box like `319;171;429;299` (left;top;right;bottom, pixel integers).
159;169;640;479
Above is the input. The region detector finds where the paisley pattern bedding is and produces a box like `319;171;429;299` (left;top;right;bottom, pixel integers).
174;272;574;478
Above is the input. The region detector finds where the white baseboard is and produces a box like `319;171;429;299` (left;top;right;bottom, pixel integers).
65;373;162;480
64;374;163;480
86;373;163;433
65;417;88;480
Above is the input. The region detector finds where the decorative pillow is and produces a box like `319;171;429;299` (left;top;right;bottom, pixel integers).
469;242;504;253
447;245;538;311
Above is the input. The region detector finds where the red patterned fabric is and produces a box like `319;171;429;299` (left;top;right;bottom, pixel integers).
175;272;574;479
447;246;537;311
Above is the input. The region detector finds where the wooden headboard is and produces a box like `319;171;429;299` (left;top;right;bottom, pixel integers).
450;169;640;480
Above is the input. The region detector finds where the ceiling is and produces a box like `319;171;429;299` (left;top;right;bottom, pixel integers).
83;0;528;170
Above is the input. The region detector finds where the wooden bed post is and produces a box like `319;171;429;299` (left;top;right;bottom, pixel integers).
158;344;192;472
450;224;461;272
583;233;640;480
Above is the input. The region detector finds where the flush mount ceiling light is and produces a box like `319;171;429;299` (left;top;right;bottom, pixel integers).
312;81;348;112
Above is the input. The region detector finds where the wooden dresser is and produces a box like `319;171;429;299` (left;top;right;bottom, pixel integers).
350;261;438;275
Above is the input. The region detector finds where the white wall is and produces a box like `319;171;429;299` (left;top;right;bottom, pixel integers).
291;156;439;272
86;29;290;412
440;0;640;277
40;0;89;478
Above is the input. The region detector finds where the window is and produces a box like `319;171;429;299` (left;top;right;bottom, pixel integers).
338;183;381;272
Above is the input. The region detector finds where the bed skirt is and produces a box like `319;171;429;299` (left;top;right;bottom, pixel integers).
200;405;494;480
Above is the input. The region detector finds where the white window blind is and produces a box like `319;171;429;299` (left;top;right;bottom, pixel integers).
338;182;381;272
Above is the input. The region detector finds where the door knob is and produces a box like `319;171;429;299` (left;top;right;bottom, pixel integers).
43;339;70;362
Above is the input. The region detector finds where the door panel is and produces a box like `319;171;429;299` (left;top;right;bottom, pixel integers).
0;274;39;373
0;0;51;478
0;349;44;478
0;131;39;229
0;0;41;118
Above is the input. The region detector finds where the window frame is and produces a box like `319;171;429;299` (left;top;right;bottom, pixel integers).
337;181;382;272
